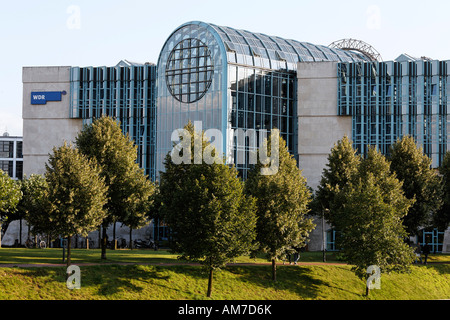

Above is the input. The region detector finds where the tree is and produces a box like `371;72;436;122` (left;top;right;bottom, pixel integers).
18;174;51;244
333;147;416;295
388;136;443;235
245;130;315;282
76;115;155;259
121;166;156;249
45;142;108;266
159;122;257;297
0;170;22;247
313;135;361;224
436;152;450;231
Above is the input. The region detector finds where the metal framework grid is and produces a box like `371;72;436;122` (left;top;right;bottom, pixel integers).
70;64;157;180
338;60;450;167
165;38;214;103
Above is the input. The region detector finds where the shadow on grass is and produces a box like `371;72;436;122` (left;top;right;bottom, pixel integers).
222;265;327;299
419;263;450;276
16;265;171;297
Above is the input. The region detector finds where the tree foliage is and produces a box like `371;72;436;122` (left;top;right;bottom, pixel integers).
313;135;361;223
159;122;257;297
19;174;51;237
333;147;416;281
0;170;21;217
0;169;22;246
76;115;155;259
436;151;450;231
316;138;416;294
388;136;443;235
245;130;315;281
45;143;108;265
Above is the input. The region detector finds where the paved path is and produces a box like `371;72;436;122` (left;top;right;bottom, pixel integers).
0;260;447;268
0;261;347;268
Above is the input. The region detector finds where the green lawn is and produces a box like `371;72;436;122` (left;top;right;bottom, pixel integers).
0;248;448;300
0;247;349;265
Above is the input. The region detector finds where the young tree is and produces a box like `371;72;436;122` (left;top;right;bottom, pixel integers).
121;166;156;248
76;115;155;259
388;136;443;235
313;135;361;224
18;174;52;243
436;152;450;231
159;122;257;297
333;147;416;295
245;130;315;282
0;170;22;247
45;143;108;266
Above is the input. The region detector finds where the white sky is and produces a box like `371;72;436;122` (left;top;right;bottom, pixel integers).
1;0;449;136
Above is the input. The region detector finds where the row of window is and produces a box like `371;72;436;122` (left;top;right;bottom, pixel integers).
338;61;449;166
71;65;157;180
0;141;23;159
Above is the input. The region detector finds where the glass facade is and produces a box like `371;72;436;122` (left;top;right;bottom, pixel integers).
338;60;450;166
70;63;157;180
156;22;227;177
156;21;369;179
229;66;296;178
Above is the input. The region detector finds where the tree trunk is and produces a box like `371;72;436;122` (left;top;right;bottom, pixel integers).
98;225;102;249
272;259;277;282
112;222;116;250
19;219;22;246
0;222;2;248
101;224;107;260
129;228;133;250
207;268;213;298
67;235;72;267
366;286;370;296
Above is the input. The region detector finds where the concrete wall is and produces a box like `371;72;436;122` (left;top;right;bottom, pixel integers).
22;66;83;176
297;61;352;251
11;66;156;248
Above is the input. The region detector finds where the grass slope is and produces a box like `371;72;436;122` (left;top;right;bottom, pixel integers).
0;248;448;300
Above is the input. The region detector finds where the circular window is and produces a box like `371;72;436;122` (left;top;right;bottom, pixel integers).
165;38;214;103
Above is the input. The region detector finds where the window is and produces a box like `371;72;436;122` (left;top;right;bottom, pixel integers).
0;141;13;158
15;161;23;180
0;160;13;177
16;142;23;158
165;38;214;103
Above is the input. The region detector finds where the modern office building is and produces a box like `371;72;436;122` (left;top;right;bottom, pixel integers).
156;21;370;179
19;21;450;252
0;132;23;180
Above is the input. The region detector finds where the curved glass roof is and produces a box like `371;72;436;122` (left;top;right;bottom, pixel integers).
204;22;370;71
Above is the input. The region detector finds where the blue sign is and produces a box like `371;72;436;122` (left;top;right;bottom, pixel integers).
31;91;65;105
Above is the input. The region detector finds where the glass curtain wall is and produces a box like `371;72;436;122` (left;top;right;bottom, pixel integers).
209;22;367;179
228;65;296;179
70;64;157;180
156;22;226;177
338;60;450;167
